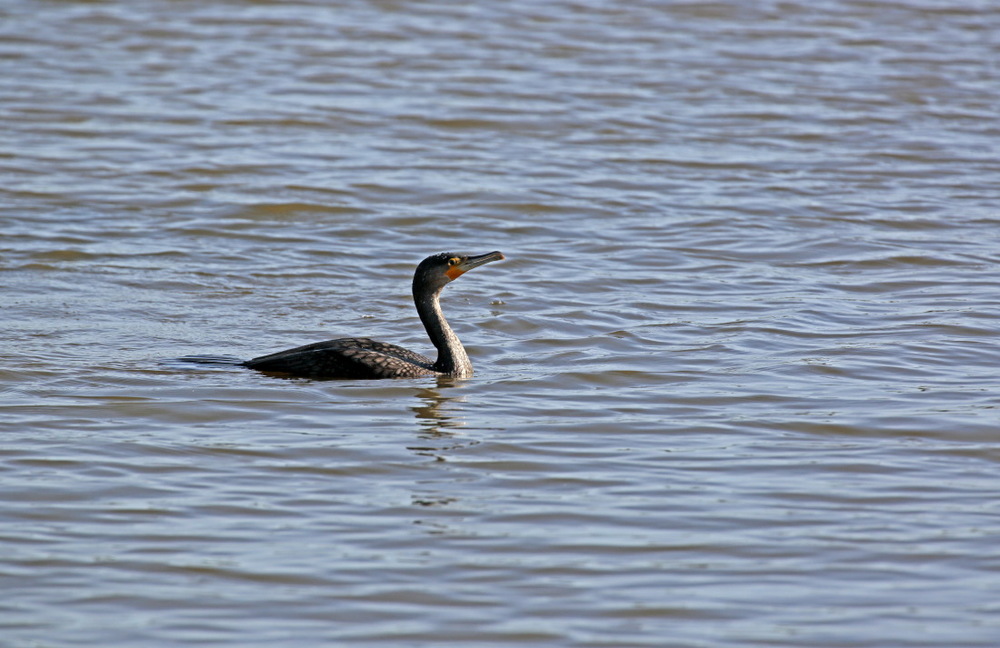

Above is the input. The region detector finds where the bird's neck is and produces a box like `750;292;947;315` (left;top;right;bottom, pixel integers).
414;287;472;377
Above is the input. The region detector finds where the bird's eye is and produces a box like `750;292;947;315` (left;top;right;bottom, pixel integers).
448;257;461;266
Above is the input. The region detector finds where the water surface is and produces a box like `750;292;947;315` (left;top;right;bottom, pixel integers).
2;1;1000;646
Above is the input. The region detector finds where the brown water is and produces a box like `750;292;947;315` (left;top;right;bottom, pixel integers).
3;1;1000;646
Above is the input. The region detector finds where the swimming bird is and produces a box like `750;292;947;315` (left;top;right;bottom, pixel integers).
239;251;505;379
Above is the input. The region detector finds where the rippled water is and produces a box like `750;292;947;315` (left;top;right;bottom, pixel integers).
3;1;1000;646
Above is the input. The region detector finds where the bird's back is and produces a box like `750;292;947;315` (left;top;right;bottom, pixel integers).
244;338;436;379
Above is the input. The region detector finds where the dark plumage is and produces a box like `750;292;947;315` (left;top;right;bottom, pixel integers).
242;251;504;379
243;338;435;379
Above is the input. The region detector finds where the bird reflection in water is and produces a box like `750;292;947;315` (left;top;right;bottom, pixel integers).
407;382;477;459
407;382;475;530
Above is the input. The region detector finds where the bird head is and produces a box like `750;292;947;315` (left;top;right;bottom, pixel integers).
413;251;505;294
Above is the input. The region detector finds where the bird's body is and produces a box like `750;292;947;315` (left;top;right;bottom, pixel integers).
233;251;504;380
243;338;436;379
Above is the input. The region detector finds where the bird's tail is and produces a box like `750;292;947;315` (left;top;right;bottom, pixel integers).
173;355;246;367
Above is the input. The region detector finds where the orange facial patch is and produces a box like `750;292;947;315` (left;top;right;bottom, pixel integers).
445;266;466;280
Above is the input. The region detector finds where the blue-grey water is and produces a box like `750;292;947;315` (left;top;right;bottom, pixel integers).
3;1;1000;646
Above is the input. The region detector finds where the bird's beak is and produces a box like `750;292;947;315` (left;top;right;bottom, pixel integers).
447;251;505;279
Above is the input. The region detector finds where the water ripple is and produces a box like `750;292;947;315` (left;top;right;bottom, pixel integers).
3;0;1000;646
